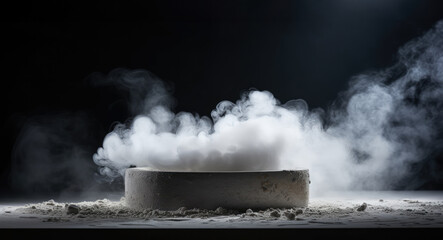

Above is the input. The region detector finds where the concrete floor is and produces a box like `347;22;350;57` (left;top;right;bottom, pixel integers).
0;191;442;228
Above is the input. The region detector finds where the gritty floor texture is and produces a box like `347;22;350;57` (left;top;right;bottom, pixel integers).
0;191;442;228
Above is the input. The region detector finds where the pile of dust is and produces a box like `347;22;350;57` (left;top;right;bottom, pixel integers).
16;198;241;220
14;198;443;223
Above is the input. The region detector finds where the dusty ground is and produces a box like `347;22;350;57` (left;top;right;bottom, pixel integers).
0;191;442;228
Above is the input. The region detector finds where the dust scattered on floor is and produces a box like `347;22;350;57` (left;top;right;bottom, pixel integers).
17;198;241;220
13;196;443;226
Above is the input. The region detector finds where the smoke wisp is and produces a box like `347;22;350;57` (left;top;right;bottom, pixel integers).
93;21;443;194
10;112;102;197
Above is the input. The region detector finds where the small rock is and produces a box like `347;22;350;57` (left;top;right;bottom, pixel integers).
4;211;11;213
269;210;280;218
379;199;384;202
176;207;187;215
284;212;296;220
295;209;303;215
215;207;227;215
67;204;81;215
357;202;367;212
245;209;253;214
31;206;36;209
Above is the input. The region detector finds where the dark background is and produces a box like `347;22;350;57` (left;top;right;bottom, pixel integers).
2;0;443;199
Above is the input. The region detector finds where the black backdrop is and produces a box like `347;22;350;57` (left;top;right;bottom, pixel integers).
2;0;443;199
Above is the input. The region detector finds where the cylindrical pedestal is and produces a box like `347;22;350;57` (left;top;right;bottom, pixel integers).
125;168;309;210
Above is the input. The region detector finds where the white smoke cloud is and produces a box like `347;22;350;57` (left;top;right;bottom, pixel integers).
93;20;443;195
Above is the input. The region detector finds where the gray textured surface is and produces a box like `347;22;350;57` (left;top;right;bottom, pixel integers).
125;168;310;210
1;191;443;228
